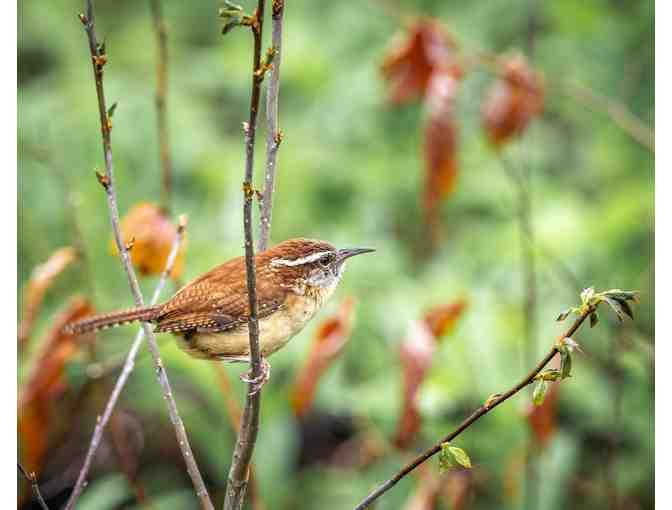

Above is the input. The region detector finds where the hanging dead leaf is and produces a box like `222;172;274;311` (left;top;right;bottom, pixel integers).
19;246;77;348
526;381;560;448
18;297;94;473
112;202;185;279
381;19;458;105
481;53;544;146
395;300;467;448
423;69;462;244
394;320;435;449
291;298;356;417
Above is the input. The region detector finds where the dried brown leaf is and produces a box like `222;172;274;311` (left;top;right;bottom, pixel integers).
19;247;78;347
291;298;355;417
381;19;458;105
18;297;94;473
481;53;544;146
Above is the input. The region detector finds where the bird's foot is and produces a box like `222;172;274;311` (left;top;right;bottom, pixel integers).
240;357;271;395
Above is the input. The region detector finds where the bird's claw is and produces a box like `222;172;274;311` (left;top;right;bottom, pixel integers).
240;357;271;395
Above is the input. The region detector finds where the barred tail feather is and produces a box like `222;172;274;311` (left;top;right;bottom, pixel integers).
65;305;161;335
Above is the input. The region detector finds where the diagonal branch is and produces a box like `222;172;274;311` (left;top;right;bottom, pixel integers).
353;306;596;510
65;216;187;510
258;0;285;251
224;1;266;509
149;0;173;214
71;3;213;509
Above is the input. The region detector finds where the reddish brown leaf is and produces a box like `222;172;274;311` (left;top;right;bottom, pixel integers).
18;297;94;473
112;202;185;279
481;53;544;146
395;300;467;448
381;19;458;105
291;298;355;417
18;246;77;348
423;68;463;243
526;382;560;448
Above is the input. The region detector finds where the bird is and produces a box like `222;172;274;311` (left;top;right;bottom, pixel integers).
65;238;374;389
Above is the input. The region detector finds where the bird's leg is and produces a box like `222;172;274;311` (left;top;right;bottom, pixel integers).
240;357;271;395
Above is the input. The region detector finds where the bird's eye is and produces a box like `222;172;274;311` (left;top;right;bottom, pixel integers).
318;254;333;267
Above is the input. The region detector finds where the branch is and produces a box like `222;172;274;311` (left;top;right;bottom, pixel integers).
564;80;654;153
18;463;49;510
353;305;596;510
258;0;285;251
74;3;213;509
149;0;173;214
223;1;266;509
64;216;187;510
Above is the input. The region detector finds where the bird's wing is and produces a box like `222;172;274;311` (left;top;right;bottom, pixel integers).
155;256;287;333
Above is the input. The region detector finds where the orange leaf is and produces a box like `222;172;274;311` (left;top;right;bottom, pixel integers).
481;53;544;146
18;246;77;348
381;19;458;105
18;297;94;474
395;300;467;448
423;300;468;340
291;298;355;418
112;202;185;279
423;68;462;242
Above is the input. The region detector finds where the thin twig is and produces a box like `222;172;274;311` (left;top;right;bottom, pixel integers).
258;0;285;251
64;216;187;510
223;1;266;509
149;0;173;214
353;307;595;510
564;81;654;153
18;463;49;510
74;3;213;509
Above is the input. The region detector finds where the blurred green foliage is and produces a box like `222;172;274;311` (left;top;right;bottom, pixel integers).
18;0;653;509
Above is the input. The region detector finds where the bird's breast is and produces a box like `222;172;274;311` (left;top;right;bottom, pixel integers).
178;291;327;360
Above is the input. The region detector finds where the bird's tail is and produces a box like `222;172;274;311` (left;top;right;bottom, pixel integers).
65;305;162;335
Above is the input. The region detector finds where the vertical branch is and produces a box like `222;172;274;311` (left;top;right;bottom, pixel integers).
149;0;173;214
74;3;213;509
258;0;285;251
65;217;187;510
224;1;266;509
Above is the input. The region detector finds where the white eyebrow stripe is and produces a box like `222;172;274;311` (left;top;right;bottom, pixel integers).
270;251;332;267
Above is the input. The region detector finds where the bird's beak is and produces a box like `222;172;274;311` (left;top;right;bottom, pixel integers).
336;247;376;263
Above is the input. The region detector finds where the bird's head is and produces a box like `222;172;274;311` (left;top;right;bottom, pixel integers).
268;238;375;291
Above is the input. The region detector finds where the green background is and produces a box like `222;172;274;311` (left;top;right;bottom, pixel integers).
18;1;653;509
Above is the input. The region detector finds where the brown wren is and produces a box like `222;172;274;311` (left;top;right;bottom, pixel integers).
66;238;374;383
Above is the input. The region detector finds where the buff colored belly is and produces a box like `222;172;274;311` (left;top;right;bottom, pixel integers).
176;293;321;361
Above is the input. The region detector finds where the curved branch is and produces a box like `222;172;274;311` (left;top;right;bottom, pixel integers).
70;3;213;509
353;307;594;510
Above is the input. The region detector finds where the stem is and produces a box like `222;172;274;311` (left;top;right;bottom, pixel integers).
258;0;285;251
64;217;186;510
352;308;594;510
223;2;266;509
149;0;173;214
18;463;49;510
74;3;213;509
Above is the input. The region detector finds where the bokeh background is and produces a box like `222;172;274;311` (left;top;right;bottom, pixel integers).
18;1;654;509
